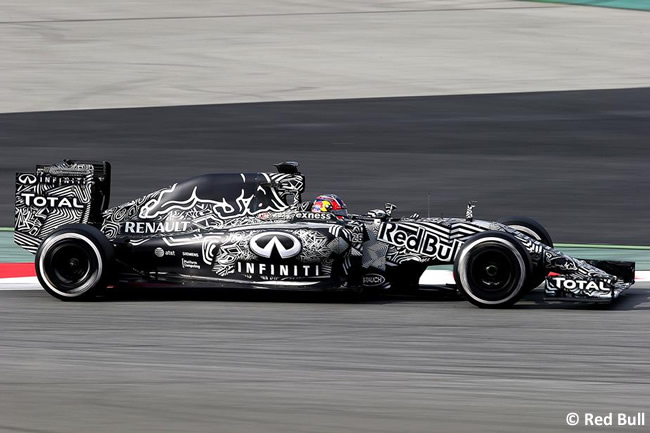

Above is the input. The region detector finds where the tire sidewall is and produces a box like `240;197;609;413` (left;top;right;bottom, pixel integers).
35;225;113;301
497;216;553;247
454;232;531;307
498;216;552;291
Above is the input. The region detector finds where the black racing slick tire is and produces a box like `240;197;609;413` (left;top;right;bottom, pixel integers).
498;216;552;291
453;231;531;308
497;216;553;247
35;224;114;301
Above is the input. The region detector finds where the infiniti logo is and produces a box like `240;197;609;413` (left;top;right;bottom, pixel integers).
17;174;37;185
249;232;301;260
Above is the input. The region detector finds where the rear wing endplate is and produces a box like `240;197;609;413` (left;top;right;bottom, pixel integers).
14;160;111;253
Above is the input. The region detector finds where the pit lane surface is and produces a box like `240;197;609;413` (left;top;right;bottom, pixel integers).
0;285;649;433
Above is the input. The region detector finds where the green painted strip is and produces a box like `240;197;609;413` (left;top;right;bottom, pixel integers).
0;227;14;232
522;0;650;11
555;243;650;250
0;232;34;263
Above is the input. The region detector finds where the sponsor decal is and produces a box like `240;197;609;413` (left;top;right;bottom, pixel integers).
182;251;199;258
17;174;37;185
249;232;301;260
294;212;331;220
154;247;175;258
362;273;386;287
258;211;331;221
236;262;320;277
377;222;460;261
123;220;191;234
259;211;293;221
29;175;85;187
547;276;607;291
20;192;84;209
182;259;200;270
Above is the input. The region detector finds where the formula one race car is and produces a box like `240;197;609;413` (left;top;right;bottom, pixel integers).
14;160;635;307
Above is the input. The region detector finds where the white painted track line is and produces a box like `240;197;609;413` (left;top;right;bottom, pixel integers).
0;276;39;290
3;271;649;291
0;274;453;291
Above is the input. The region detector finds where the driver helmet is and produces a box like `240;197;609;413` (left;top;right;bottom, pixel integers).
312;194;348;218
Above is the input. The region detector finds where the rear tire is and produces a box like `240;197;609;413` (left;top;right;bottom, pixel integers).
498;216;552;291
453;231;531;308
35;224;114;301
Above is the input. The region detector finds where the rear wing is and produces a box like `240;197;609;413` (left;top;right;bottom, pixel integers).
14;160;111;253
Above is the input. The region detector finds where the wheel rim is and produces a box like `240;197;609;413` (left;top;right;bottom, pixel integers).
41;238;100;295
467;247;517;293
50;243;92;289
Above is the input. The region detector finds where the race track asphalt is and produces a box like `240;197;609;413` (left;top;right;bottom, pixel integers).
2;87;650;244
2;88;650;433
0;287;649;433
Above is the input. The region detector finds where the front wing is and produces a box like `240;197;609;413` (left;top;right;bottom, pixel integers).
498;225;635;302
544;259;635;302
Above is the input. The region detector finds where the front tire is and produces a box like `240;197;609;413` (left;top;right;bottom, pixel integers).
453;232;531;308
35;224;114;301
498;216;552;291
497;216;553;247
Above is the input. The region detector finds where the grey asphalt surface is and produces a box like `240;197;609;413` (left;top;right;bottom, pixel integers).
3;87;650;243
2;89;650;432
3;2;650;431
0;286;649;433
